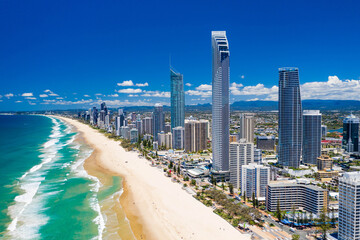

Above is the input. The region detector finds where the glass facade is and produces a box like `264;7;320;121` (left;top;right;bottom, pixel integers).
302;110;322;165
342;114;359;152
278;68;302;168
152;104;165;141
170;68;185;130
211;31;230;172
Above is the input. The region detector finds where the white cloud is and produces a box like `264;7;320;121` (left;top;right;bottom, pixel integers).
185;83;192;87
186;90;212;98
129;94;139;97
15;100;22;103
95;93;102;96
117;80;134;86
43;89;59;96
5;93;14;99
141;91;170;98
108;94;119;97
25;97;37;100
28;102;36;105
228;75;360;101
136;82;149;87
196;84;212;91
84;94;90;97
39;94;48;98
300;76;360;100
21;92;33;97
56;97;63;100
118;88;143;94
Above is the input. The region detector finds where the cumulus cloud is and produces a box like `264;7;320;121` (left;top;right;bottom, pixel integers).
185;83;192;87
40;94;48;98
108;94;119;97
186;90;212;98
21;92;33;97
15;100;22;103
5;93;14;99
43;89;59;96
117;80;134;86
227;75;360;101
196;84;212;91
141;91;170;98
25;97;37;100
185;84;212;98
118;88;143;94
136;82;149;87
117;80;149;87
300;76;360;100
84;94;90;97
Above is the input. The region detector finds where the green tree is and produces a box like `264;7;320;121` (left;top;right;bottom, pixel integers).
243;191;246;203
317;207;331;240
169;161;173;169
292;234;300;240
252;192;256;208
276;199;282;221
229;183;234;195
191;179;196;186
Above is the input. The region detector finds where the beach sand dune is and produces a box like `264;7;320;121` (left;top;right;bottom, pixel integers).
58;116;251;240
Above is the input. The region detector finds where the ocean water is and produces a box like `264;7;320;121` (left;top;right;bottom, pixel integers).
0;115;123;239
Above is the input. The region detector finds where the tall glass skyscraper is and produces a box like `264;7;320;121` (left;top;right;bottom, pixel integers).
343;114;359;152
170;68;185;130
152;103;165;141
211;31;230;172
278;67;302;168
302;110;322;165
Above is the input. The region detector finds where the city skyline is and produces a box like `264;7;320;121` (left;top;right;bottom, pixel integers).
1;0;360;111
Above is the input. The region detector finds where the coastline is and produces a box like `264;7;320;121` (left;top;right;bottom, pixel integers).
56;116;251;240
69;120;147;240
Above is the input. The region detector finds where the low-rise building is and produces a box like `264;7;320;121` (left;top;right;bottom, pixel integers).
266;180;328;214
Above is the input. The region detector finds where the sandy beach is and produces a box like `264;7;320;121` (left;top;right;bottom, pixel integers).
57;116;251;240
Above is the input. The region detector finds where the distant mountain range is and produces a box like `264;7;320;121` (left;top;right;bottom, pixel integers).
7;100;360;114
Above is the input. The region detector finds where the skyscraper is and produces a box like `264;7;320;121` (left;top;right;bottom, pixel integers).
211;31;230;172
239;113;255;143
278;67;302;168
342;114;359;152
170;68;185;130
152;104;165;141
339;172;360;240
302;110;322;165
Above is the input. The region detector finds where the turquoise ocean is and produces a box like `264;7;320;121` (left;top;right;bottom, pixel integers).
0;115;122;239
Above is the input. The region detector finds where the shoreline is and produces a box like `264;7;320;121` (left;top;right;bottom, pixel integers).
56;116;251;240
69;120;148;240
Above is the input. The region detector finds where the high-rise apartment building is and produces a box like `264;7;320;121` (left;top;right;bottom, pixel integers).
170;68;185;130
303;110;322;165
239;113;255;143
229;139;254;189
278;67;302;168
241;163;270;199
343;114;359;152
152;104;165;141
321;125;328;138
172;126;184;150
142;117;153;135
317;155;333;171
339;172;360;240
211;31;230;172
184;119;208;153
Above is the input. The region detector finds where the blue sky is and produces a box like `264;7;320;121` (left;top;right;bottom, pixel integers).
1;0;360;111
